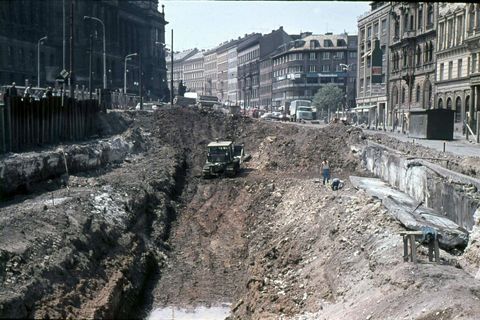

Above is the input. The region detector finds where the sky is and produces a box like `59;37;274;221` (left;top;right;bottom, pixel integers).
162;1;371;52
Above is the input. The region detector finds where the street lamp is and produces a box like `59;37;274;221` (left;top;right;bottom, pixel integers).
84;15;106;89
37;36;47;88
124;53;138;94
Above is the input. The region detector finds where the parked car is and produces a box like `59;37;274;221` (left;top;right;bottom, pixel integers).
135;102;161;111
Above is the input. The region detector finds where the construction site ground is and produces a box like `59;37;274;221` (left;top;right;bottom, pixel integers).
1;107;480;320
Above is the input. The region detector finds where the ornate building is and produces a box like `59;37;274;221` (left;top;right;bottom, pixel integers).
435;3;471;132
388;2;436;131
0;0;168;99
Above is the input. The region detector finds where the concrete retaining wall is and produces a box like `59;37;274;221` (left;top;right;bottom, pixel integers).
362;141;480;231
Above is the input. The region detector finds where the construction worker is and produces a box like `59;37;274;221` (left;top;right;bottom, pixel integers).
322;160;330;185
331;178;344;191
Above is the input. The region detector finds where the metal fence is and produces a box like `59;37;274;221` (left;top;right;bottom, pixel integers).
0;97;100;154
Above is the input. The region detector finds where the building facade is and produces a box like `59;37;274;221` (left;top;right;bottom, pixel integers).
203;48;217;96
435;3;471;131
356;2;390;128
463;3;480;130
237;34;262;109
271;33;357;110
0;0;168;99
216;45;229;102
259;57;273;109
166;48;198;95
388;2;437;131
183;51;205;94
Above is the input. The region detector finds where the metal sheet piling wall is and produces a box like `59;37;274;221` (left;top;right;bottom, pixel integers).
0;97;99;154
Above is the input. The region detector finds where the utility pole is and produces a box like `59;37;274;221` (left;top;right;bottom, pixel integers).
170;29;174;106
62;0;66;100
89;34;93;99
69;0;74;99
37;36;47;88
139;53;143;110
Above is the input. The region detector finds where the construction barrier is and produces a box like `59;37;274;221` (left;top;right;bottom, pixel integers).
0;97;100;154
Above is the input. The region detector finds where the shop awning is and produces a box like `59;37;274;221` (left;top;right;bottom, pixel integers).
352;105;376;112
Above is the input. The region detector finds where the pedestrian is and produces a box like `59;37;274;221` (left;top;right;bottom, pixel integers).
322;159;330;185
8;82;17;97
45;87;53;98
331;178;344;191
24;84;32;99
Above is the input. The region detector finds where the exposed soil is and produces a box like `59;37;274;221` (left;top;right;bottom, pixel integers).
1;107;480;319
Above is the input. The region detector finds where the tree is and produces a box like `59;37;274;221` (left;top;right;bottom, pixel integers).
312;84;345;118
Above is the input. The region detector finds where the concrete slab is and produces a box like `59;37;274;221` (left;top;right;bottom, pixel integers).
350;175;469;250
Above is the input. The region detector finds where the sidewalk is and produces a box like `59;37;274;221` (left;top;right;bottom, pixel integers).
363;127;480;158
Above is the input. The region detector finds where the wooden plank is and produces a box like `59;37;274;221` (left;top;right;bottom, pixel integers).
428;243;433;262
434;239;440;263
410;234;417;263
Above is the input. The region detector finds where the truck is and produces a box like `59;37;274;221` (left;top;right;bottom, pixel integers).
289;100;314;122
202;140;244;178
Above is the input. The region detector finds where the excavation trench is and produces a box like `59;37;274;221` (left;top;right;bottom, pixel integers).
2;108;480;320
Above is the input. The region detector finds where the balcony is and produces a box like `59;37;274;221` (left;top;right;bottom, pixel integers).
403;30;416;39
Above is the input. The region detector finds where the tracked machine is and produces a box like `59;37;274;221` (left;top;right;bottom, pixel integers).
202;140;244;178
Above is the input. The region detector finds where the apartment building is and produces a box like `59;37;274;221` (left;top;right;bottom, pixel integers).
388;2;437;131
183;51;205;94
166;48;198;96
204;49;218;96
271;33;357;109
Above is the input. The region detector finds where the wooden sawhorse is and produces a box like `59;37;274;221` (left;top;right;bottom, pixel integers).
400;231;440;263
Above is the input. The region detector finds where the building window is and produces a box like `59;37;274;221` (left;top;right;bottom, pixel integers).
469;5;475;32
381;19;387;34
440;63;444;81
323;52;330;60
427;4;434;26
447;97;452;110
418;5;423;29
448;61;453;79
394;18;400;38
309;65;317;72
367;26;372;39
416;85;420;103
457;15;463;45
416;45;422;66
468;57;471;75
322;65;330;72
310;52;316;60
428;41;434;62
458;59;462;78
401;87;406;103
373;23;379;37
473;53;478;74
438;98;443;109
